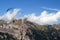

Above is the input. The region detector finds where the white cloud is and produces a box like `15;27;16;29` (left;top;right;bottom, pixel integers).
0;8;20;22
0;8;60;25
25;11;60;25
42;7;60;11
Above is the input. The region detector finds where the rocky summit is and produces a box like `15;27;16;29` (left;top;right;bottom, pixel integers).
0;19;60;40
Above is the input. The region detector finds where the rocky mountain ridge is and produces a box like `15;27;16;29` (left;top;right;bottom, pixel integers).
0;19;60;40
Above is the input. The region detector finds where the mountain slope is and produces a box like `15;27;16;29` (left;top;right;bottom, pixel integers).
0;19;60;40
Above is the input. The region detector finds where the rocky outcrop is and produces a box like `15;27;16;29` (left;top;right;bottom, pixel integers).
0;20;60;40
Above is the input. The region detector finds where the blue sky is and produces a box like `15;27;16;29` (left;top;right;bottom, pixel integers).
0;0;60;16
0;0;60;24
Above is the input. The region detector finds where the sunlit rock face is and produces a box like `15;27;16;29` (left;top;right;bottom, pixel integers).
0;19;31;40
0;19;60;40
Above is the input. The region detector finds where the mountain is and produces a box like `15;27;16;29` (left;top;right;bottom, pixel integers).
0;19;60;40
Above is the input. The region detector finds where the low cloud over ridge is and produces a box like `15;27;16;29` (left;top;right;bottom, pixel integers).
0;8;60;25
25;11;60;25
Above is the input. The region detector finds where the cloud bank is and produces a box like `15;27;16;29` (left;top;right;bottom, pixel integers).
0;8;60;25
25;11;60;25
0;8;20;22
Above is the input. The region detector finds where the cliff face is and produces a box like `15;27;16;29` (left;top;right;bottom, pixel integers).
0;19;60;40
